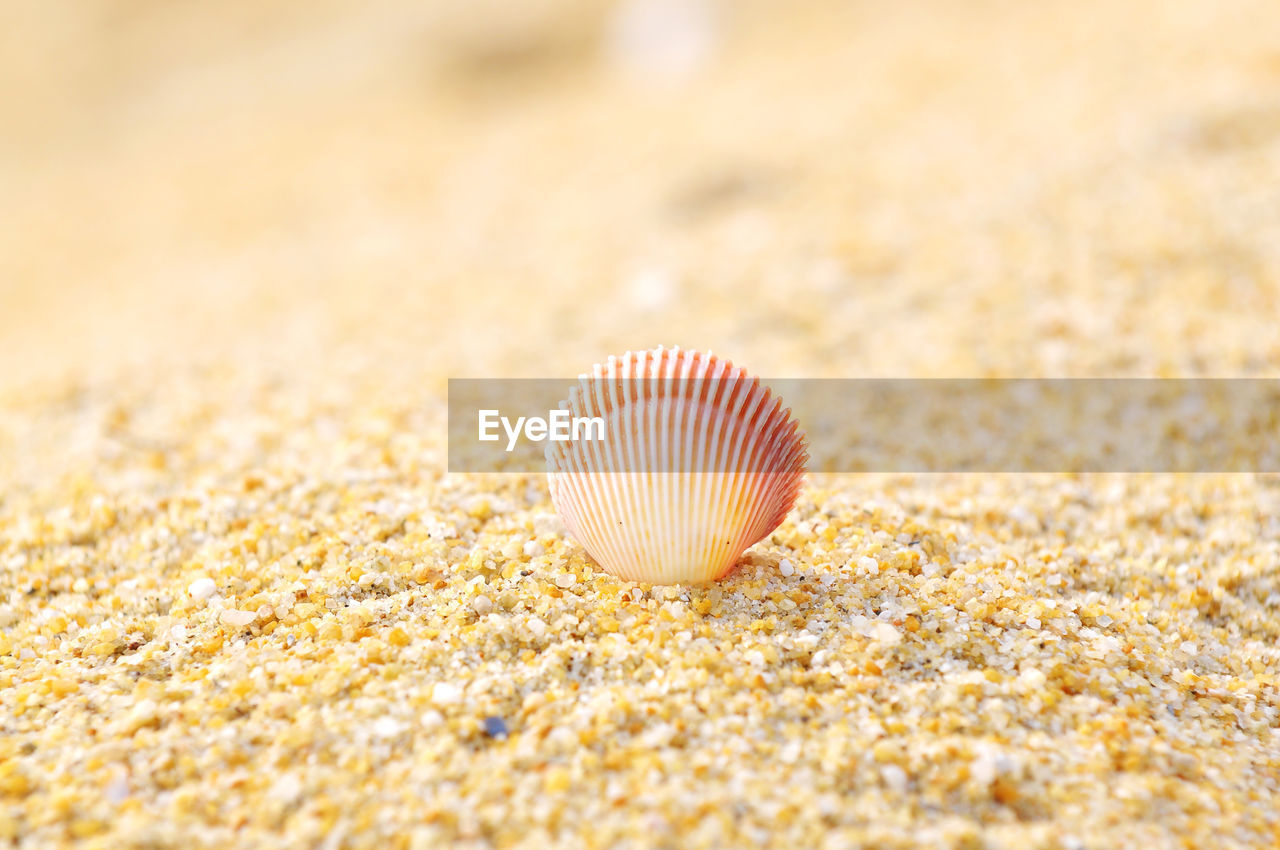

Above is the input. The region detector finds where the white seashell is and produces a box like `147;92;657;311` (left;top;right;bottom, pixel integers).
546;347;807;583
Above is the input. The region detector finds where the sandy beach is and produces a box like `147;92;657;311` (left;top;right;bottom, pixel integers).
1;0;1278;846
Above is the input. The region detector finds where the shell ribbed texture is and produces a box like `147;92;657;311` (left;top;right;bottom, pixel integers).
546;347;807;583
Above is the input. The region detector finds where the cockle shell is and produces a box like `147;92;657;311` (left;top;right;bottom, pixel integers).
546;347;807;583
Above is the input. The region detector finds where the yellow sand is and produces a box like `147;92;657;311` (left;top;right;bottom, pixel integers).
1;1;1278;847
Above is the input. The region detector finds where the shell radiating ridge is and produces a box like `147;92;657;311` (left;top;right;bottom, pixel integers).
546;347;807;583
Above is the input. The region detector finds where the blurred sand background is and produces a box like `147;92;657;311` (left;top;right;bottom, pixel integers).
2;0;1279;847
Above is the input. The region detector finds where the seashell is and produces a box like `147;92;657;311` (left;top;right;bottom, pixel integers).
546;347;807;583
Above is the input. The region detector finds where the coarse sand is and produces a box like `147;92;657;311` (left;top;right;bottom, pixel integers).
1;1;1279;847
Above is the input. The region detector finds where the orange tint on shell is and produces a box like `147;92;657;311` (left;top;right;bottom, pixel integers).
546;347;807;583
